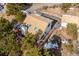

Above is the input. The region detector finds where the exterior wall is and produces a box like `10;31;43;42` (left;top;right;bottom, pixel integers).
23;15;48;34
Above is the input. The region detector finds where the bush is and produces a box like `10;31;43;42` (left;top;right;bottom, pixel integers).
66;23;78;40
62;3;72;12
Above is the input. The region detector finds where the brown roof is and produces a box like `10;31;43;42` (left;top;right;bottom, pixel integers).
30;14;52;23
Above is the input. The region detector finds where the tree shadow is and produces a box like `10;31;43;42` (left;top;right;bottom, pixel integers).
52;35;62;56
47;35;62;56
39;35;62;56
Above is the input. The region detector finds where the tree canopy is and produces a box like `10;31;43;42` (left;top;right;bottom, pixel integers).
0;17;22;56
6;3;32;22
6;3;32;15
0;17;51;56
62;3;72;12
66;23;78;40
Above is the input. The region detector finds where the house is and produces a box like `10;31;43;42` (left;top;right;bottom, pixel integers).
24;14;50;34
61;14;79;40
23;12;61;34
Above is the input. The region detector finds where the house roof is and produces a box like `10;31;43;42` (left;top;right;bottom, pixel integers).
29;14;53;23
23;14;49;34
23;12;61;34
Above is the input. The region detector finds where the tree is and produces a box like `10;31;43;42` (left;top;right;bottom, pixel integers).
25;47;40;56
65;23;78;55
21;32;51;56
62;3;72;12
0;17;51;56
0;17;13;55
64;39;74;54
66;23;78;40
21;33;37;55
6;3;32;22
6;3;32;15
15;11;26;22
0;17;22;56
